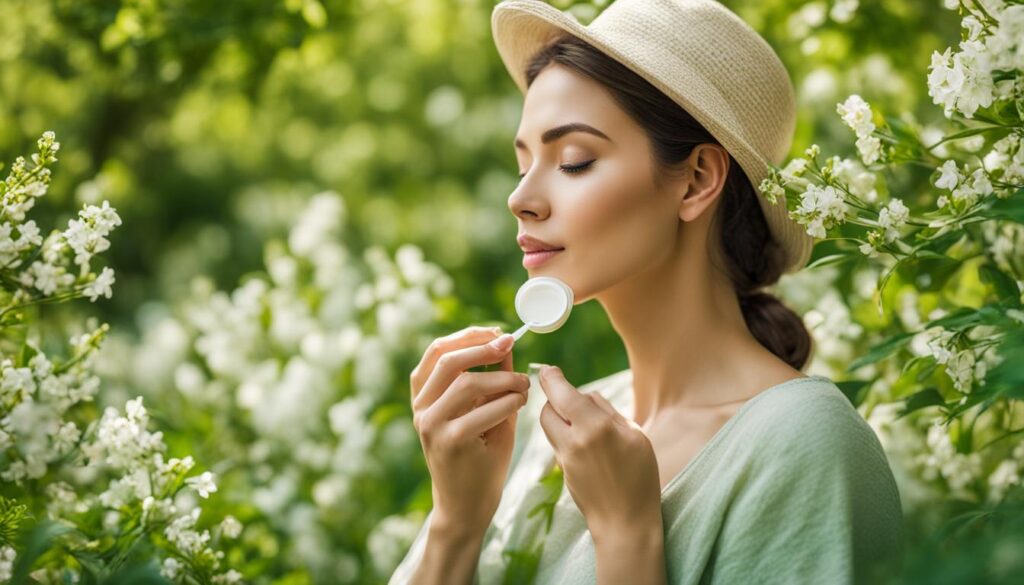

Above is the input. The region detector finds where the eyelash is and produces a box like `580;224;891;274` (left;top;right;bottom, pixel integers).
518;159;595;179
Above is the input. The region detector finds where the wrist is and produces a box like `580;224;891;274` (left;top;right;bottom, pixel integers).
591;519;667;585
590;513;664;552
415;512;488;585
429;510;489;544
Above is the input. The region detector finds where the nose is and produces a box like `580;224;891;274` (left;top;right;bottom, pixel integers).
508;179;550;221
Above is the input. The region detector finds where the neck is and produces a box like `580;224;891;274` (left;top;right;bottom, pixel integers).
595;230;772;427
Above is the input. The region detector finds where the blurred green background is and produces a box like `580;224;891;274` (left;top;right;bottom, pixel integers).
7;0;1018;583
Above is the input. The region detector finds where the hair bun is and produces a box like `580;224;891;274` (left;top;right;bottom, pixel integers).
737;290;812;370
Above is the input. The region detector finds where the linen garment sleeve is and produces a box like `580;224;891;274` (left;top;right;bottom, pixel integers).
699;391;904;585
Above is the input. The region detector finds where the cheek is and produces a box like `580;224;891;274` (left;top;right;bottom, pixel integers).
562;167;676;283
570;172;672;260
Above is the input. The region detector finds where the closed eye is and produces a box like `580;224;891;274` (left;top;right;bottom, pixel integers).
518;159;596;179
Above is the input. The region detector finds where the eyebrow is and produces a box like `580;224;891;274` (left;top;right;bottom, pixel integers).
513;122;612;151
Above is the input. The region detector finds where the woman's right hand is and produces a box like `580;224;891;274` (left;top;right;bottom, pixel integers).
410;326;531;536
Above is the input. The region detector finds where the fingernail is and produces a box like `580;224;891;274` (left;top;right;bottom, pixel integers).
489;334;513;351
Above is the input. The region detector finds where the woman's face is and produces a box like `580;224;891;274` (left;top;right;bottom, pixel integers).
509;64;690;304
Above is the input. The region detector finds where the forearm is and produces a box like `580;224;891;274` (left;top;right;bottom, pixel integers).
592;520;668;585
409;513;486;585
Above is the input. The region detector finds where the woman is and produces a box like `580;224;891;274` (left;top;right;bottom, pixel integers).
391;1;903;583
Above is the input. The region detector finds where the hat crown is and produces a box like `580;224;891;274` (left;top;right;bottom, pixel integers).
588;0;797;166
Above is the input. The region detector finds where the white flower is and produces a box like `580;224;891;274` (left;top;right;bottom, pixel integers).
988;459;1021;502
0;546;16;582
918;420;983;496
84;266;116;301
792;183;849;238
26;260;74;295
219;515;243;539
946;349;977;393
830;0;858;23
969;168;992;198
212;570;244;584
877;198;910;243
165;508;211;556
836;94;875;137
186;471;218;499
855;134;882;165
935;160;961;190
161;557;184;580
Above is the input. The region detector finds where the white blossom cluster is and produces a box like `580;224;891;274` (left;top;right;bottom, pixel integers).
916;419;983;500
759;146;898;245
72;398;239;583
99;190;453;578
0;131;120;316
981;131;1024;192
830;156;879;203
909;324;1005;395
0;546;15;582
930;1;1024;119
859;198;910;258
791;182;849;239
932;159;995;214
981;220;1024;295
0;327;104;482
987;440;1024;503
836;94;883;165
0;133;241;583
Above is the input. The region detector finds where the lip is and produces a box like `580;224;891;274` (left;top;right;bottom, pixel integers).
523;248;563;268
517;233;564;253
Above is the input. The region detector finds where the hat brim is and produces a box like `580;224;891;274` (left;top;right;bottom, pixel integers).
491;1;814;274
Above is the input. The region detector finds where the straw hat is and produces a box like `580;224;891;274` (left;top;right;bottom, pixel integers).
491;0;813;274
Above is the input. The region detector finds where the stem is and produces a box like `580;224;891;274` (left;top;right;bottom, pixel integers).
979;427;1024;451
967;0;1001;27
0;288;85;322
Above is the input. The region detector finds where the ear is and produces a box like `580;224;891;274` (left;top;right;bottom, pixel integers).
678;143;730;223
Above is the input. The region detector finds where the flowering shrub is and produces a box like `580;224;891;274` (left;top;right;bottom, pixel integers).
0;133;239;584
95;190;456;582
760;0;1024;573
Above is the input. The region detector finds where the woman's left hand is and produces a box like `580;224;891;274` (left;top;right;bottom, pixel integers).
536;364;663;535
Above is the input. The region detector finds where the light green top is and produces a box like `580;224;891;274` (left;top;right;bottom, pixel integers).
389;369;904;584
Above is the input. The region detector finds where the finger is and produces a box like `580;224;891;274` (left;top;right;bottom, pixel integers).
538;365;600;427
430;370;530;421
449;391;528;440
539;400;571;451
414;333;517;411
410;326;502;403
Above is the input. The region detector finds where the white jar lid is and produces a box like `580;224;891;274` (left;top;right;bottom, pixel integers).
514;276;574;335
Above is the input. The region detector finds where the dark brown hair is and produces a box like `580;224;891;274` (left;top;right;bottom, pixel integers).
524;35;812;371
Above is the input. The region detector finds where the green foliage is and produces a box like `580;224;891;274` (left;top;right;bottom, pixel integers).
1;0;1022;583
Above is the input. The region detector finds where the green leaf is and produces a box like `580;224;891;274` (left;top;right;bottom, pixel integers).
979;263;1023;308
98;563;169;585
924;303;1017;331
916;360;939;383
10;521;74;585
805;253;857;270
834;379;871;408
922;124;1006;150
848;331;916;372
975;189;1024;224
897;387;946;419
898;253;962;292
